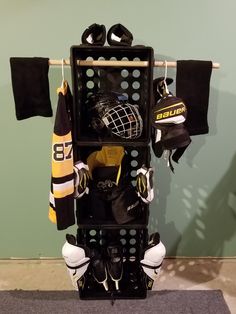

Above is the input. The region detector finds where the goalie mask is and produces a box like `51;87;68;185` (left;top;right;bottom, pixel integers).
88;92;143;139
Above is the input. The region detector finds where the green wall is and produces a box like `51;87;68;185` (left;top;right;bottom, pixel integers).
0;0;235;258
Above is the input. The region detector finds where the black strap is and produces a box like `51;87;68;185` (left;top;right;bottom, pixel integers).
172;142;191;163
140;262;163;270
168;150;175;173
66;259;90;270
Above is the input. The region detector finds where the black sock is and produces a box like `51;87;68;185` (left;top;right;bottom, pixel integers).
176;60;212;136
10;57;52;120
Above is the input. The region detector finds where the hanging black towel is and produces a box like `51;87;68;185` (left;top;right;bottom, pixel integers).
176;60;212;136
10;57;52;120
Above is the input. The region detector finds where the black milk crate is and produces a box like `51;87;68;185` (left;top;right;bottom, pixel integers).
76;227;148;299
70;46;154;145
75;145;151;227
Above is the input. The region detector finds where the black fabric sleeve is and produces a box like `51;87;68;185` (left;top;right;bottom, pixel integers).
10;57;52;120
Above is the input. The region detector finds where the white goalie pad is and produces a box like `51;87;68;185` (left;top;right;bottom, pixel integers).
140;233;166;281
62;237;90;290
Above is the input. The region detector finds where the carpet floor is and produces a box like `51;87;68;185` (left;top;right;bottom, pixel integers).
0;290;231;314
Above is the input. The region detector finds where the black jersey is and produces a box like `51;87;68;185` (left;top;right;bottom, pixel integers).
49;83;75;230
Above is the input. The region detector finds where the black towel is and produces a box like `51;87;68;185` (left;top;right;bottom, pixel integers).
176;60;212;136
10;57;52;120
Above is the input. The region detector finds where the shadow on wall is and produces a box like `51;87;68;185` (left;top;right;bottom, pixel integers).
156;151;236;294
148;53;181;255
184;82;219;167
149;53;221;256
148;85;236;296
177;152;236;257
149;157;182;256
153;152;236;294
149;54;236;260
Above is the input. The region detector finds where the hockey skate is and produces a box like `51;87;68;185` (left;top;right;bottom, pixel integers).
106;244;123;290
89;244;108;291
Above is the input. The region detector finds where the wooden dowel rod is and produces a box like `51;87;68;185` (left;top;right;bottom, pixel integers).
155;61;220;69
49;59;220;69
